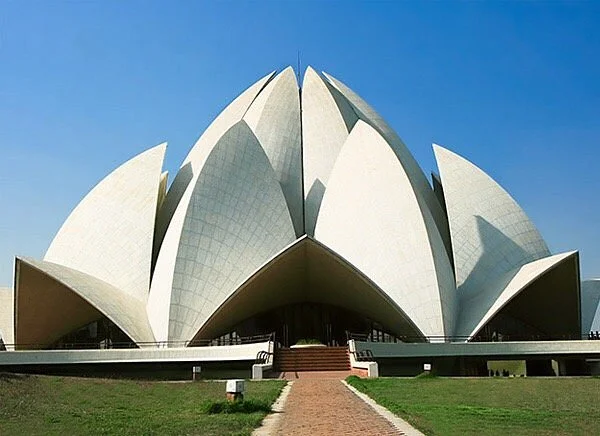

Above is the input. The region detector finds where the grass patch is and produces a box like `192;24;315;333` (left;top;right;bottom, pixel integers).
0;373;285;436
347;376;600;435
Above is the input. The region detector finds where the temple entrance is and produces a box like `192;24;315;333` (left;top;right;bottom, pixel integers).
191;237;426;345
231;302;377;347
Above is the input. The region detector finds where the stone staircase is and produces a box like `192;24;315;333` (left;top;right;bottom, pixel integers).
274;346;350;372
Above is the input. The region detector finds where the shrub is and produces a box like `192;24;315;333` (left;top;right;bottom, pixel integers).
415;371;437;379
295;338;322;345
346;375;361;384
203;399;272;414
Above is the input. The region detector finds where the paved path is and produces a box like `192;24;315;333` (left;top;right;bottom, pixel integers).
273;377;402;435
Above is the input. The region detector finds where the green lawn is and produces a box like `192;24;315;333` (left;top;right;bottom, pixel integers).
347;376;600;436
0;373;285;436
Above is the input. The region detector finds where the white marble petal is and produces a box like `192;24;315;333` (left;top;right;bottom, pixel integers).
302;66;358;235
166;121;296;342
45;144;166;301
433;144;550;301
315;121;456;339
148;72;277;342
322;72;451;258
153;71;275;261
244;67;303;236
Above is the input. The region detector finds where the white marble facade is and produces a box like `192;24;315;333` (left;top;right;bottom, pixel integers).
3;67;584;348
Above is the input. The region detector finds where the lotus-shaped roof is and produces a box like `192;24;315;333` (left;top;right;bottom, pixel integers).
2;67;584;349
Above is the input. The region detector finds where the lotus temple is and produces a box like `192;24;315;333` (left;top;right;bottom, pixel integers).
1;66;599;377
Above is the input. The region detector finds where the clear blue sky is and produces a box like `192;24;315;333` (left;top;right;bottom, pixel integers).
1;1;599;286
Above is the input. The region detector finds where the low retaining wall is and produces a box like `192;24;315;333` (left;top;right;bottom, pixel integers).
348;340;378;378
0;342;272;379
0;342;270;366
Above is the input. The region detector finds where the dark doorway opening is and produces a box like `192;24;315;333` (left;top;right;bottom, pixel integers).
233;303;368;346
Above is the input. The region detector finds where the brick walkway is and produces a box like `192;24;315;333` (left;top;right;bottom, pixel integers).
274;377;402;435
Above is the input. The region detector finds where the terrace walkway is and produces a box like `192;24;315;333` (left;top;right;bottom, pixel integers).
269;374;404;435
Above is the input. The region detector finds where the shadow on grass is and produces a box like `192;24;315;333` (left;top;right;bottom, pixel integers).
0;372;31;382
204;399;272;414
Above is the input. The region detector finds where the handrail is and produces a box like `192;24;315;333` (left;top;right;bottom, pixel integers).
255;350;274;364
349;349;375;362
5;330;597;351
587;331;600;340
346;331;592;343
2;332;277;351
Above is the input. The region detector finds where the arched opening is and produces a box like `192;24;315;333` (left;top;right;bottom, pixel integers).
471;253;581;342
14;259;140;350
51;318;136;349
190;237;425;345
220;302;401;347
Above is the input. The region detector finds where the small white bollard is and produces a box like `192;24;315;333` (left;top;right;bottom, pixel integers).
192;366;202;381
252;364;264;380
226;379;245;402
